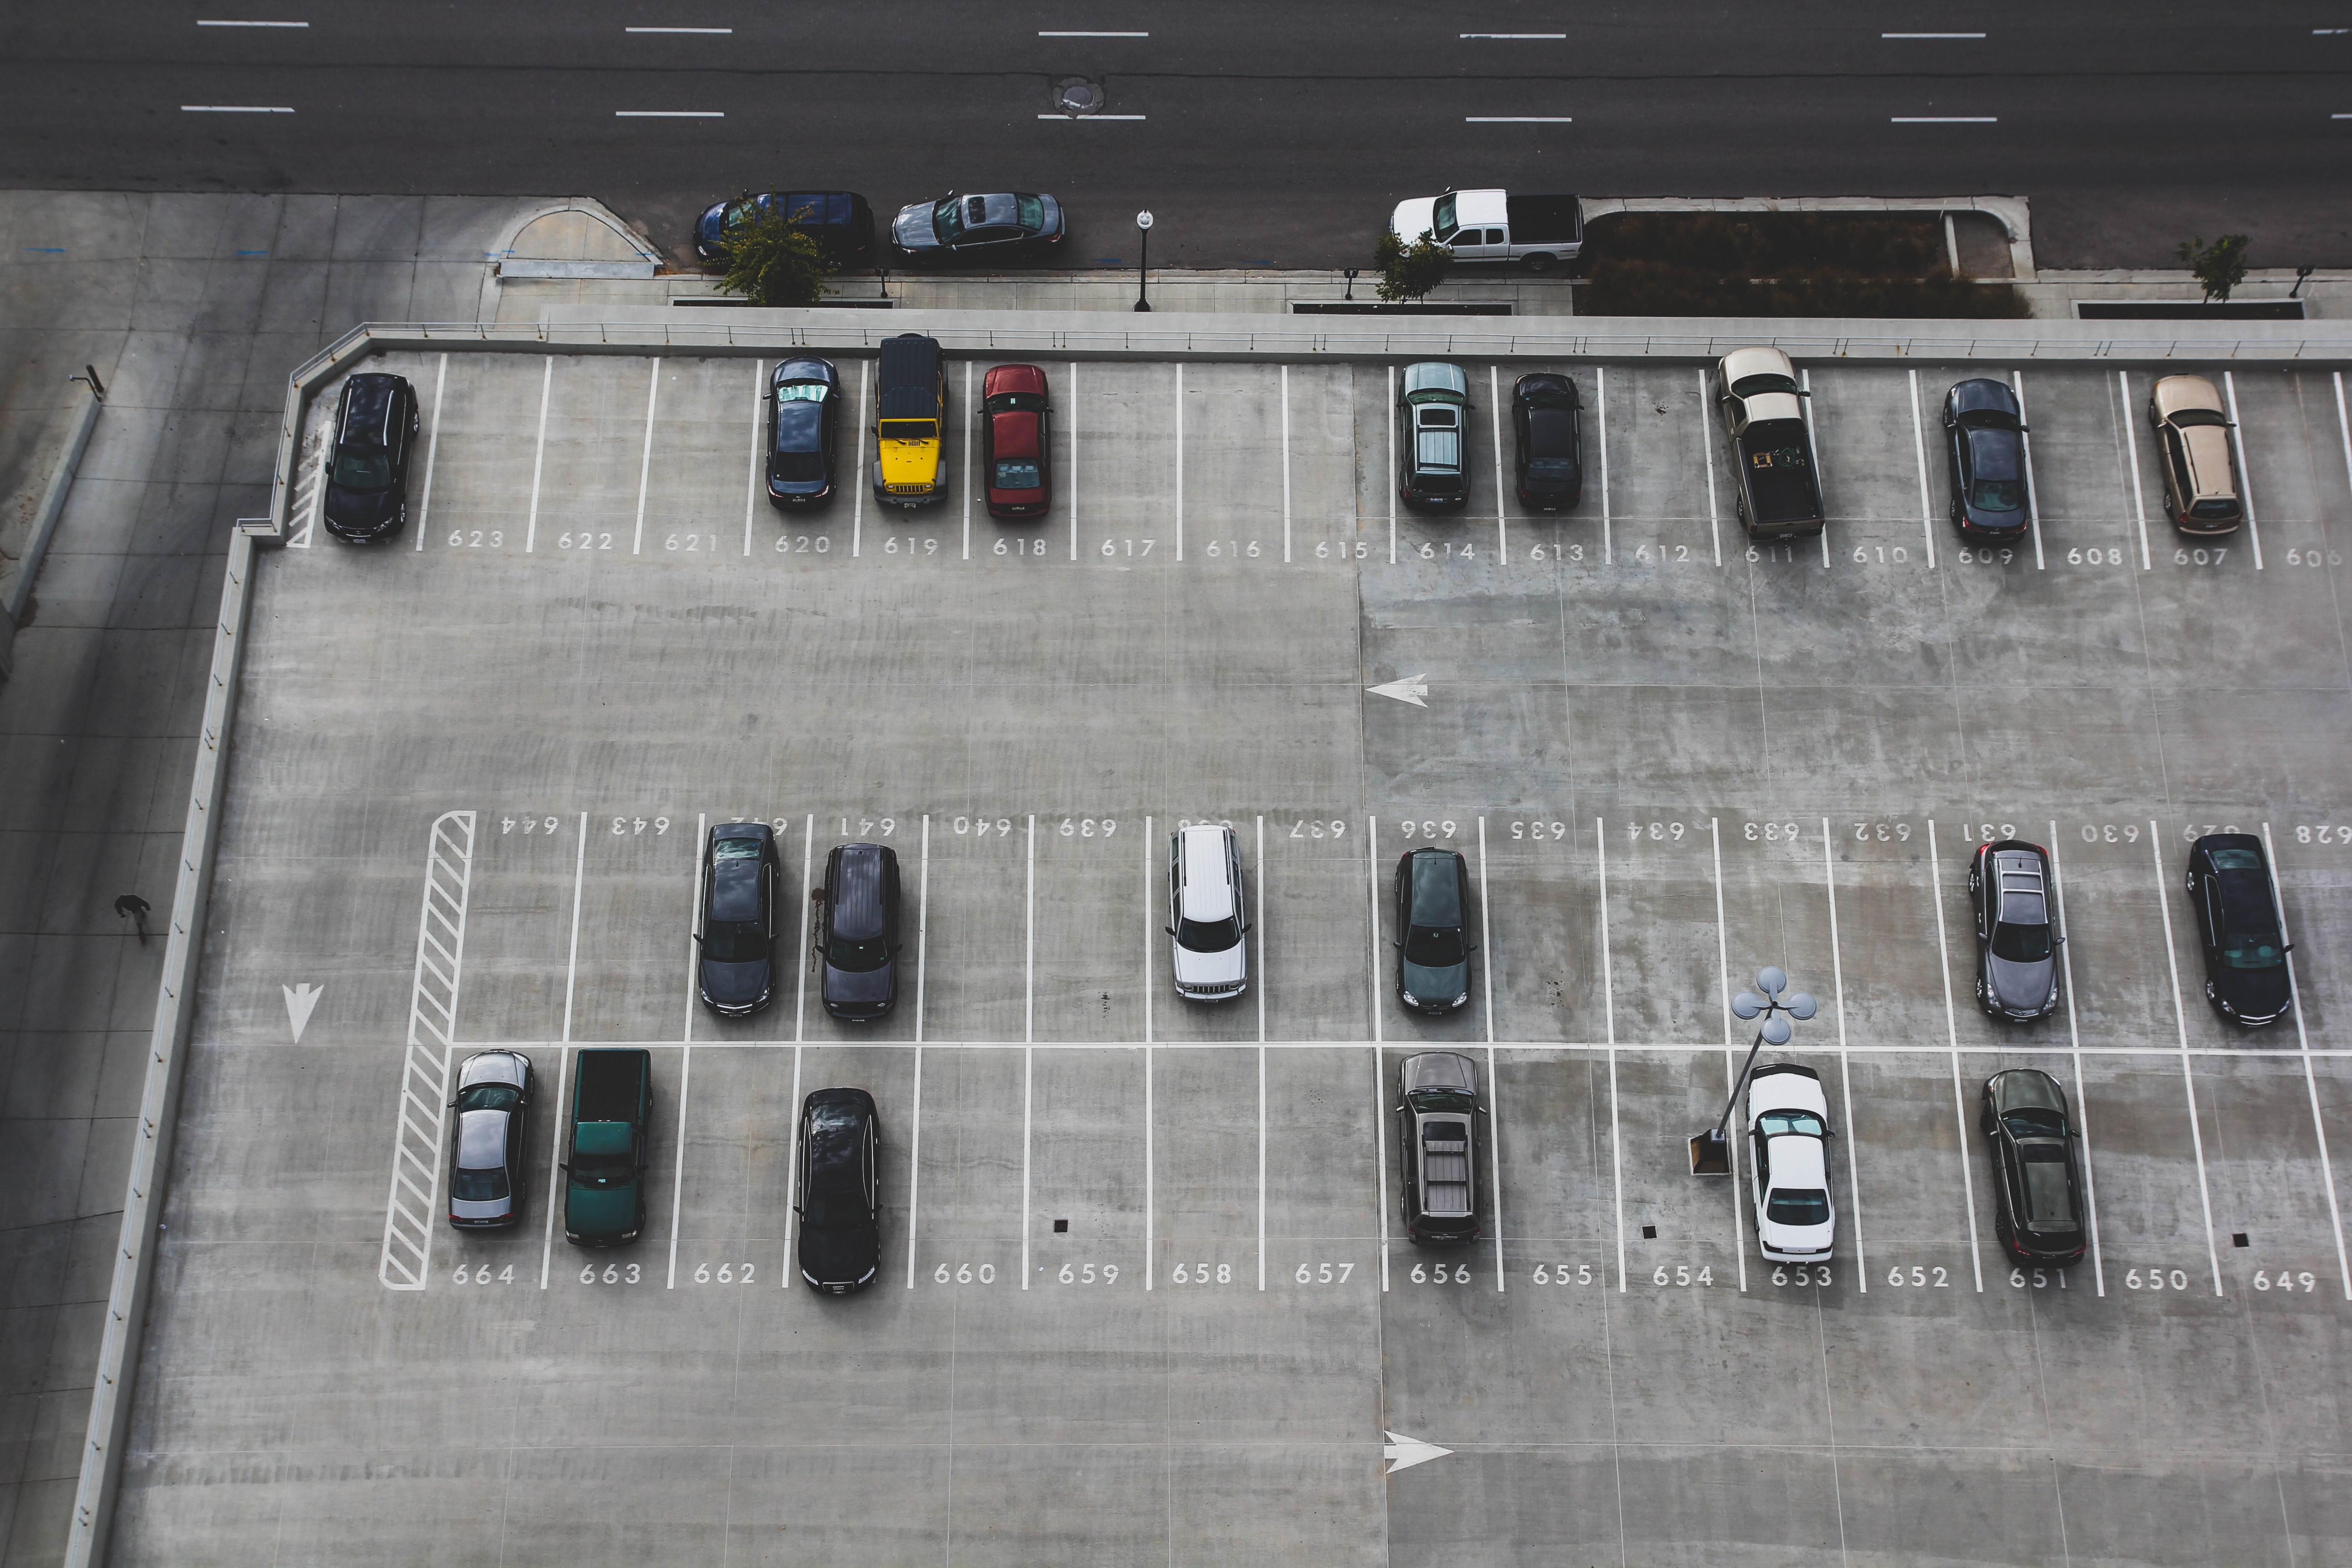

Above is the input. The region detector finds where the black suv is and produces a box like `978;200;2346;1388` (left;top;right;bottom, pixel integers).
1980;1068;2087;1265
815;843;903;1021
797;1088;882;1293
697;824;780;1017
1395;848;1474;1016
2185;833;2294;1025
322;372;419;542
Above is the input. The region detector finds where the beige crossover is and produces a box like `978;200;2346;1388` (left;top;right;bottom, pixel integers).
2147;374;2242;534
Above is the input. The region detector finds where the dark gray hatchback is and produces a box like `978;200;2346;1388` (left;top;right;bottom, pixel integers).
697;824;779;1017
1395;848;1473;1015
1968;839;2060;1021
816;843;903;1021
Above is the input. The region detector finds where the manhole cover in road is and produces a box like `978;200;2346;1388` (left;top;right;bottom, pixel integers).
1055;78;1105;116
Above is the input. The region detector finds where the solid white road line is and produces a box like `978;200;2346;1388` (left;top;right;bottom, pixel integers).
412;353;447;552
907;815;928;1288
2264;824;2352;1298
538;1046;568;1289
1174;364;1184;561
1067;361;1079;561
1039;29;1148;35
1883;31;1985;37
1822;820;1872;1293
1478;819;1497;1043
1599;818;1625;1291
1710;820;1748;1288
1023;816;1035;1289
2046;826;2106;1294
742;359;761;556
1258;815;1268;1290
563;811;587;1041
1923;822;1980;1289
524;357;552;552
1800;368;1829;567
794;815;813;1040
2012;371;2045;568
1037;113;1146;120
2222;371;2265;568
1144;817;1155;1289
780;1044;801;1287
1906;369;1936;568
2149;822;2226;1294
1892;116;1997;122
960;360;972;561
850;359;868;558
180;104;294;112
1281;366;1293;563
2118;371;2152;569
627;26;732;32
197;18;308;24
1462;32;1565;38
1597;365;1612;564
1387;365;1398;564
1699;368;1721;566
1478;818;1503;1292
615;110;723;117
1466;116;1572;122
1489;366;1508;564
633;359;659;555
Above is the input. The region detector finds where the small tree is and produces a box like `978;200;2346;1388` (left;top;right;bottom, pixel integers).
717;203;834;308
1374;228;1453;303
2176;234;2251;304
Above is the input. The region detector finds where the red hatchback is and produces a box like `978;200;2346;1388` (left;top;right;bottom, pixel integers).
981;363;1052;519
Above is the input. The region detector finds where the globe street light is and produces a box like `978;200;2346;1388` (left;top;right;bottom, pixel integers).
1689;966;1818;1175
1133;211;1154;313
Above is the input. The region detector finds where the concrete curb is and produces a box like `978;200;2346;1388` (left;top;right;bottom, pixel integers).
0;379;102;680
473;198;662;321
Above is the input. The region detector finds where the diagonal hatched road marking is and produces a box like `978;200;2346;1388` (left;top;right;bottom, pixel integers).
377;810;476;1289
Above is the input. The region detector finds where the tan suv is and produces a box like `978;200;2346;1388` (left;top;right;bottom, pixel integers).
2148;374;2243;534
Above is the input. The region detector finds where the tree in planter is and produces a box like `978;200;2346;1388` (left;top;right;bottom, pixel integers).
1374;229;1453;303
2176;234;2251;304
717;204;835;308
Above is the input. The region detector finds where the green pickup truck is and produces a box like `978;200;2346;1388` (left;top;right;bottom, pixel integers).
562;1049;652;1247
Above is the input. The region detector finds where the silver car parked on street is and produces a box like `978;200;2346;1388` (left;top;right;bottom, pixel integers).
448;1049;532;1228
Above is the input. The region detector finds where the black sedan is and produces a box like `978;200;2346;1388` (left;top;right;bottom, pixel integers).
447;1050;531;1228
797;1088;882;1294
1394;848;1474;1016
1511;372;1583;510
767;357;840;507
697;823;780;1017
816;843;903;1021
322;371;419;543
1967;840;2061;1021
890;192;1064;264
2186;834;2294;1025
1979;1068;2087;1265
1942;378;2031;539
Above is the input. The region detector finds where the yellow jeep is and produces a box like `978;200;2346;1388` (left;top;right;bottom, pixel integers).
873;333;946;506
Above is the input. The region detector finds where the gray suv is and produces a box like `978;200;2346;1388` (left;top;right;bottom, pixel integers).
1968;840;2060;1021
1396;1052;1483;1245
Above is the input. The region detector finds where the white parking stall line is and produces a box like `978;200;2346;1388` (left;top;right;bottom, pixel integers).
1022;815;1035;1289
742;359;761;556
779;1043;802;1288
524;356;552;553
1821;820;1872;1293
537;1046;568;1289
2264;824;2352;1298
906;815;928;1288
377;809;475;1290
1281;367;1294;564
1386;365;1398;565
562;812;587;1040
794;815;813;1040
1368;815;1389;1290
1258;815;1268;1291
2334;373;2352;501
1174;364;1186;561
413;353;447;552
1906;369;1937;568
1709;820;1748;1289
1597;366;1612;564
1143;817;1155;1289
1478;818;1502;1290
1923;822;1981;1289
1800;368;1829;567
1598;818;1625;1291
1256;816;1269;1047
1066;361;1079;562
960;360;973;562
2046;827;2105;1294
683;815;706;1036
632;359;658;555
1479;818;1496;1043
666;1040;692;1289
1699;368;1721;567
2011;371;2046;569
2222;372;2265;568
2149;822;2226;1294
2118;371;2152;569
667;813;701;1289
1489;366;1509;564
850;359;868;560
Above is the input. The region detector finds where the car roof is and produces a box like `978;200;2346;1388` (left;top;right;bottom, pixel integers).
1176;828;1235;921
878;333;941;387
455;1107;510;1169
829;844;890;941
710;851;763;922
988;408;1042;461
713;822;772;843
1948;377;2019;416
984;363;1048;396
1402;362;1468;398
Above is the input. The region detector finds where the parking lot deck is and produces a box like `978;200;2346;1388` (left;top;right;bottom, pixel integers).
113;343;2352;1565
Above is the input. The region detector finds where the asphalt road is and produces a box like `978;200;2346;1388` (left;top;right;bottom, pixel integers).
3;3;2350;273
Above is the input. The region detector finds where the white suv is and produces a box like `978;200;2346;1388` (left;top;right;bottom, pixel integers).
1167;824;1248;1000
1746;1063;1836;1263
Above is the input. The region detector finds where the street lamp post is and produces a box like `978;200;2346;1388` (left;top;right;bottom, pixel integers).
1689;966;1818;1176
1133;211;1153;312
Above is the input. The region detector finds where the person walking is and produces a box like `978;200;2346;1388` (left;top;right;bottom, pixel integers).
113;893;150;945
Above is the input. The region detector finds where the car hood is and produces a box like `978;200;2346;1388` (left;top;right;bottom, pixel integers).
1987;954;2054;1014
1401;958;1468;1003
323;482;398;532
701;958;772;1006
695;199;730;244
2217;963;2291;1019
1173;942;1246;986
800;1219;878;1285
892;202;941;250
824;960;896;1007
1390;197;1438;242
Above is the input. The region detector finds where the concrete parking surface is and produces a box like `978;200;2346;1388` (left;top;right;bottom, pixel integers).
121;345;2352;1564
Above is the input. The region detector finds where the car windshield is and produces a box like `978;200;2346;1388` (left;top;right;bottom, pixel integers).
1432;194;1457;239
932;197;964;241
829;935;891;973
2002;1107;2065;1138
1766;1187;1830;1225
776;382;827;403
2171;407;2228;427
986;391;1047;413
1969;478;2023;512
450;1166;509;1200
880;418;937;442
1990;921;2053;963
456;1084;519;1114
994;458;1041;490
1757;1110;1825;1138
1409;1088;1477;1112
1731;372;1798;398
1404;925;1465;967
703;917;766;965
331;449;392;491
1177;915;1241;954
570;1152;632;1185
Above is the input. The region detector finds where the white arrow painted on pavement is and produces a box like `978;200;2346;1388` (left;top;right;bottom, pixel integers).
1367;674;1429;708
283;982;323;1044
1382;1431;1453;1474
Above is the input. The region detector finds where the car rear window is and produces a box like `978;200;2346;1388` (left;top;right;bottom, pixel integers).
2190;498;2241;519
1766;1188;1829;1225
1017;194;1044;230
994;458;1041;490
1731;372;1798;398
1990;920;2052;964
451;1166;510;1200
2021;1145;2075;1226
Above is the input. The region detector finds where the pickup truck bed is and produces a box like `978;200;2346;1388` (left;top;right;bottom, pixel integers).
1504;195;1583;246
1736;419;1824;533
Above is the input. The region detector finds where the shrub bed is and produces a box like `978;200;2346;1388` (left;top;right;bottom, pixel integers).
1577;213;2027;319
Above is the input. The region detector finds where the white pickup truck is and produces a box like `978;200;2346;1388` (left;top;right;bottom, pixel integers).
1387;190;1584;272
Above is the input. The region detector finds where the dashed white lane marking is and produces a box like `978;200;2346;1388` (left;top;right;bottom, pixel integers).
1906;369;1936;568
907;815;929;1289
2149;822;2227;1295
615;109;724;117
1461;32;1565;38
626;26;732;32
1891;116;1997;122
181;104;294;112
1882;31;1985;37
414;353;447;552
2117;370;2153;569
523;357;551;553
1922;821;1977;1290
2222;371;2265;568
1039;29;1147;35
1465;116;1572;122
2046;825;2107;1294
377;810;475;1290
1823;818;1873;1293
1037;113;1146;119
197;18;307;24
2265;823;2352;1299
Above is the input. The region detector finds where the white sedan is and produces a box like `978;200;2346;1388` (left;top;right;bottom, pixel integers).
1746;1063;1835;1263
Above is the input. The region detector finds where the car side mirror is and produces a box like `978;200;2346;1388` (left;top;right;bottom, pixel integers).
690;932;702;945
1164;926;1178;937
557;1162;570;1172
1798;388;1813;397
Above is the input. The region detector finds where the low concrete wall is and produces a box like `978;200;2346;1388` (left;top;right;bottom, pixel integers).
0;381;103;680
